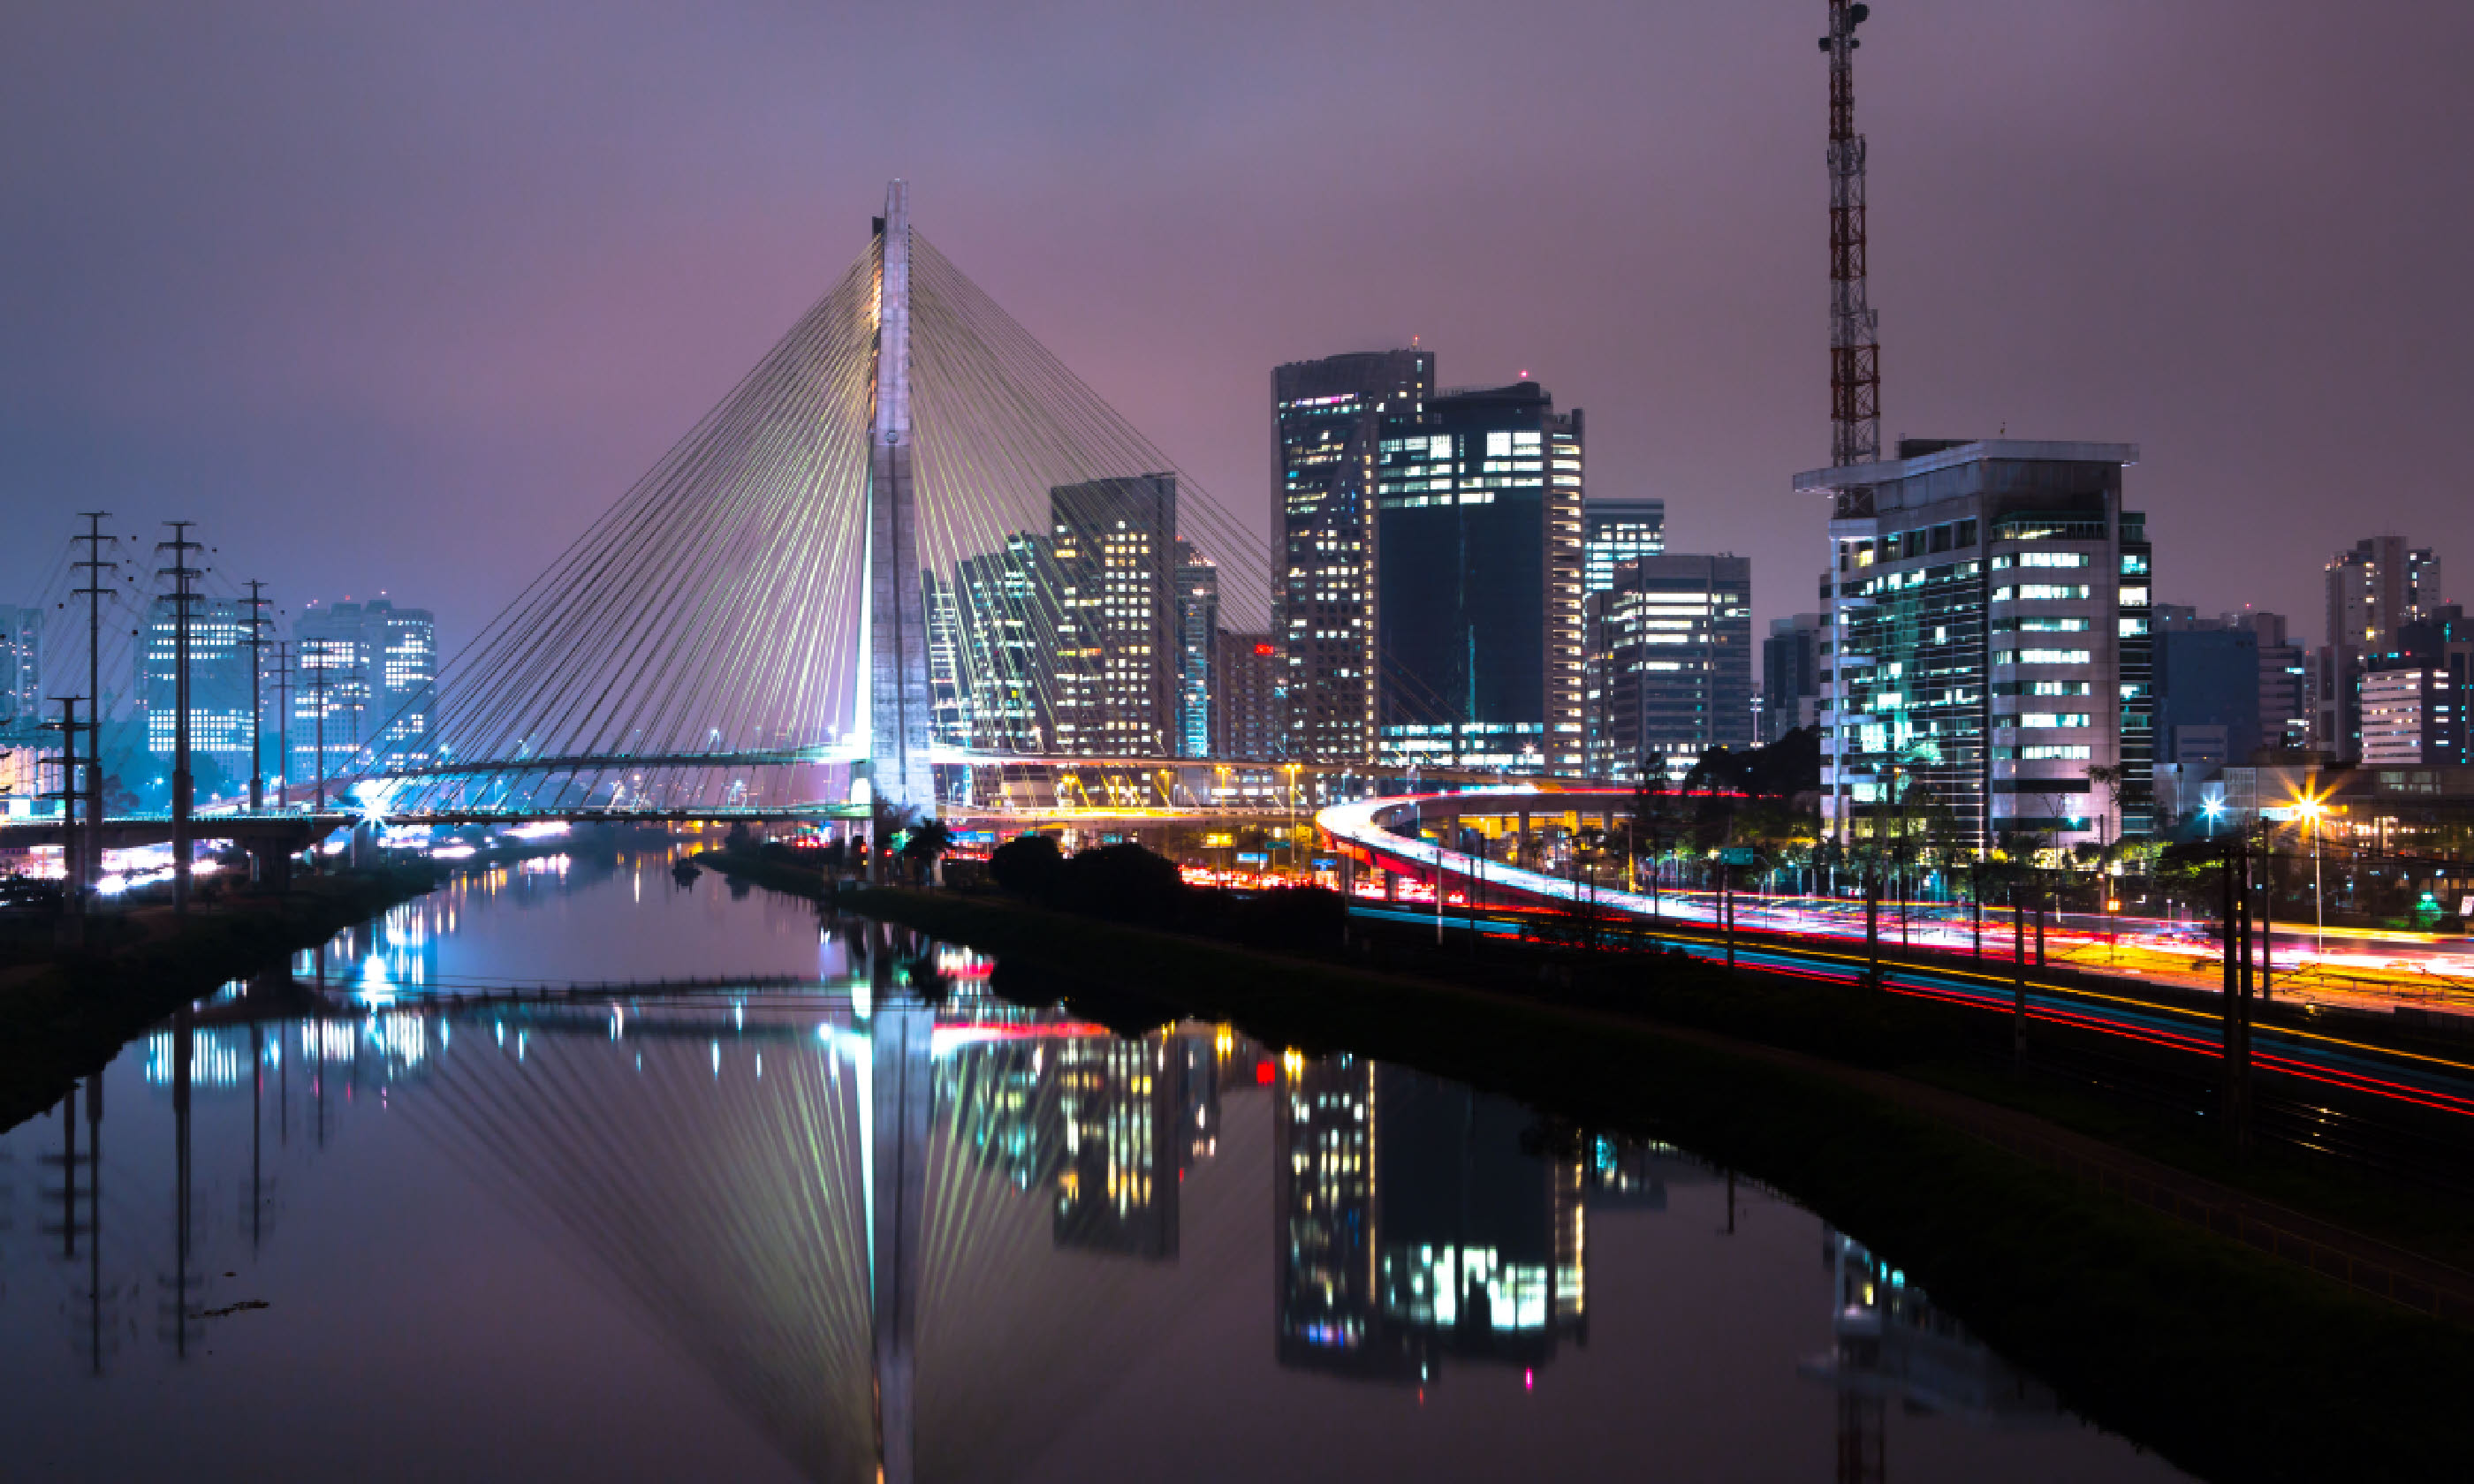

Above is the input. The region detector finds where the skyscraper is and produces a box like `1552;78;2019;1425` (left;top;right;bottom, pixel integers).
1586;554;1754;783
1274;349;1435;764
291;598;436;779
1582;496;1666;594
953;533;1058;753
1210;629;1282;761
1173;541;1218;760
1804;439;2149;854
0;604;41;739
1050;475;1177;757
145;595;255;790
1372;382;1586;772
2321;536;2442;759
922;572;968;747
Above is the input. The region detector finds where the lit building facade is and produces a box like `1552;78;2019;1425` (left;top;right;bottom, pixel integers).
290;598;436;778
145;595;257;786
1582;496;1666;594
1585;553;1753;784
922;571;968;747
1802;439;2150;854
2322;535;2441;759
1051;476;1178;757
1274;349;1434;764
0;604;41;739
954;533;1058;753
1373;382;1585;773
2359;607;2474;766
1210;629;1283;761
1173;541;1218;759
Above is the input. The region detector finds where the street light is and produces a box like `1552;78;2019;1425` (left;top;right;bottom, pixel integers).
2295;793;2326;954
2201;796;2224;839
1284;762;1302;879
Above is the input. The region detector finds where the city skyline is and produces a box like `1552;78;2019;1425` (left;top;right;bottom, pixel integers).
4;4;2470;657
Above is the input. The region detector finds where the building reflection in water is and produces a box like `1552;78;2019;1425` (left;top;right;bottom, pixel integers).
1801;1230;2064;1481
1274;1054;1588;1387
2;902;2113;1484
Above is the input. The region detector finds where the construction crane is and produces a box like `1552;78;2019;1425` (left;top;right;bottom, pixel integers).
1823;2;1881;471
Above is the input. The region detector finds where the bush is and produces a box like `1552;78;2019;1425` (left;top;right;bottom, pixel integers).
1223;885;1347;951
1055;843;1186;926
988;833;1065;897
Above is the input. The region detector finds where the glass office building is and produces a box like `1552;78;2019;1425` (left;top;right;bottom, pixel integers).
1586;553;1754;784
1373;382;1586;773
1273;350;1435;764
1582;496;1666;594
1800;440;2150;854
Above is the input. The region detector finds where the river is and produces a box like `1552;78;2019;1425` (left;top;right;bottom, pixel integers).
0;846;2184;1481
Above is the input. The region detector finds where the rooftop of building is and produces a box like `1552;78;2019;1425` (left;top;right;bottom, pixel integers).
1793;437;2141;495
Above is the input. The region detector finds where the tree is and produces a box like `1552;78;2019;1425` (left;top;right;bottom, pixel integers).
989;832;1064;897
900;819;952;885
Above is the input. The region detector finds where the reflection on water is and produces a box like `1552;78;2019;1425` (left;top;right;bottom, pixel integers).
0;852;2182;1483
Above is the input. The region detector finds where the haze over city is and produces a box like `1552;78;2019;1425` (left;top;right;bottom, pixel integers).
5;1;2470;647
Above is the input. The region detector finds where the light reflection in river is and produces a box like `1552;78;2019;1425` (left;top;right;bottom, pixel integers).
0;847;2183;1483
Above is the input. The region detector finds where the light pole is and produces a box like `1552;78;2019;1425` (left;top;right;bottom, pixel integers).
1284;762;1301;879
2298;797;2326;955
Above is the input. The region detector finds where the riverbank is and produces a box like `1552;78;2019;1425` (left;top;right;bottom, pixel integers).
0;864;441;1132
694;856;2473;1484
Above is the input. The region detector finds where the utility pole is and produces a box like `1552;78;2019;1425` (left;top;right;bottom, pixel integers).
43;697;86;946
1821;1;1883;469
156;523;204;913
307;651;330;811
272;640;292;808
241;581;272;812
70;514;116;894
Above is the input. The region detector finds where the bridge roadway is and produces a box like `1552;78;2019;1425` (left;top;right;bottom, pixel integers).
1317;791;2474;1139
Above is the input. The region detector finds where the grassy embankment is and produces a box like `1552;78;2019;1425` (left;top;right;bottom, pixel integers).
704;850;2474;1484
0;864;439;1131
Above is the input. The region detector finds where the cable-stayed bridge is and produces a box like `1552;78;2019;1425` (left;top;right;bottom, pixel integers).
327;179;1313;827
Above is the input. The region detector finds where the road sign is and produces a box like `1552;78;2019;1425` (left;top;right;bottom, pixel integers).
1719;847;1758;866
1234;852;1267;867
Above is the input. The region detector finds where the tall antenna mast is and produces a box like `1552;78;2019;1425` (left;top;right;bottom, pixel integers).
1824;2;1881;468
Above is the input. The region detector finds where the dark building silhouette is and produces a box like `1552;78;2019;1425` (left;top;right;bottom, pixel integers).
1374;382;1586;773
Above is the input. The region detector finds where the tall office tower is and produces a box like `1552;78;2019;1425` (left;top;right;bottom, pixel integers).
922;572;968;747
955;533;1058;753
1803;439;2149;855
1760;611;1828;744
1582;495;1666;593
0;604;41;738
292;598;437;776
1585;554;1754;783
1050;475;1178;757
2215;610;2311;753
1172;541;1218;759
1373;382;1586;772
2322;536;2441;759
2359;606;2474;766
1210;629;1283;761
145;595;256;789
1274;349;1435;764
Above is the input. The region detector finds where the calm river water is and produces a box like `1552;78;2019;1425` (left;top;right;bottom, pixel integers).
0;848;2185;1482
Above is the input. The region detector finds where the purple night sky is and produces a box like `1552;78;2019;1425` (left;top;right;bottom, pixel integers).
3;1;2469;650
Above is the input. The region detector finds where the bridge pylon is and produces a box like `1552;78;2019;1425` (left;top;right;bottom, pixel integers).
861;178;937;819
